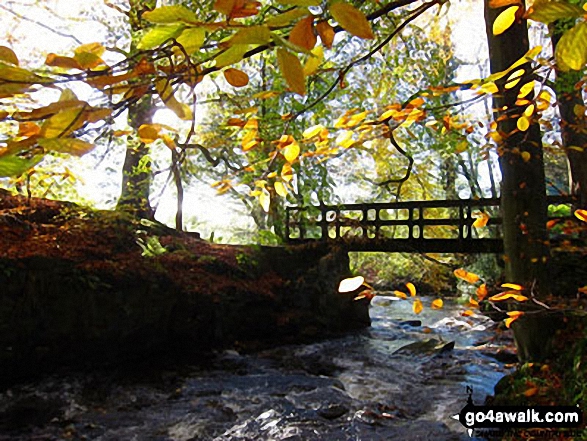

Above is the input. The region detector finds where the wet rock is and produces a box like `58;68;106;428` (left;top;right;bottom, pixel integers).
0;395;63;429
317;403;349;420
399;320;422;328
393;338;455;356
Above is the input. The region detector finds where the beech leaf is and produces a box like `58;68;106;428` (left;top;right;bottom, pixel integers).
330;2;374;40
492;6;519;36
338;276;365;293
224;68;250;87
276;48;306;95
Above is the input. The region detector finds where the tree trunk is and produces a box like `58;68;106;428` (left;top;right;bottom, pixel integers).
116;0;157;219
484;0;551;361
551;25;587;208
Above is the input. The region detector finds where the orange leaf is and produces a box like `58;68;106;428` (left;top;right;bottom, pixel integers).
461;309;475;317
329;2;374;40
454;268;480;284
289;16;317;51
504;311;524;328
45;54;81;70
490;291;529;302
413;298;423;315
523;386;538;397
574;209;587;222
472;212;490;228
316;20;335;48
469;297;479;308
354;290;375;301
431;298;444;310
393;290;407;299
406;282;417;297
501;283;524;290
476;283;488;301
224;68;249;87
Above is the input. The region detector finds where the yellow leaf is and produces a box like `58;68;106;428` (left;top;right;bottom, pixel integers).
413;298;423;315
469;297;479;308
289;16;316;51
259;188;271;212
473;212;490;228
316;20;335;48
517;115;530;131
489;291;529;302
335;130;354;148
536;89;552;111
393;290;408;299
281;162;293;182
274;180;288;197
555;21;587;71
0;46;19;66
224;68;249;87
277;48;306;95
329;2;374;40
521;151;531;162
177;27;206;54
228;25;271;46
142;5;197;23
574;209;587;222
138;124;161;143
303;45;324;76
302;124;325;139
461;309;475;317
524;104;535;118
406;282;417;297
283;139;300;163
476;283;488;301
37;137;95;156
214;0;236;15
574;105;586;117
517;80;535;99
454;268;480;284
431;298;444;310
40;107;85;138
338;275;365;293
478;82;499;95
504;311;524;328
155;79;193;120
493;6;519;36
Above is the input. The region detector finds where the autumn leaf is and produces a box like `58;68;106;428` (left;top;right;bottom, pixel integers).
555;22;587;71
476;283;488;301
302;124;325;139
37;137;95;156
526;0;584;24
501;283;524;290
138;24;185;50
454;268;480;284
504;310;524;328
413;298;423;315
393;290;408;299
274;180;288;197
276;0;320;6
316;21;335;48
517;115;530;131
0;46;19;66
575;209;587;222
276;48;306;95
493;6;519;36
406;282;417;297
142;5;197;23
283;139;301;163
289;16;317;51
266;8;310;27
259;188;271;212
489;291;529;302
431;298;444;310
155;79;193;120
330;2;374;40
461;309;475;317
338;275;365;293
473;212;490;228
228;25;271;46
224;68;249;87
138;124;161;143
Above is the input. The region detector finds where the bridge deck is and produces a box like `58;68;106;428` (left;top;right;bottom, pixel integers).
285;196;573;253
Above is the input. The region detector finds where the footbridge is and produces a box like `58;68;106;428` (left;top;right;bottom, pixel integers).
285;196;573;253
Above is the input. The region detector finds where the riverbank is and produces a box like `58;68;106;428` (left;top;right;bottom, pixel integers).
0;191;369;386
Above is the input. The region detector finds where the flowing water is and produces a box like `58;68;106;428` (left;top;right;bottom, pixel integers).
0;296;511;440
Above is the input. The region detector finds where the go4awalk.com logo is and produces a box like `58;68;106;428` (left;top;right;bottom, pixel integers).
452;387;583;437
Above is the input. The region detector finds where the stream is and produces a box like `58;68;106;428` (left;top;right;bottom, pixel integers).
0;296;511;440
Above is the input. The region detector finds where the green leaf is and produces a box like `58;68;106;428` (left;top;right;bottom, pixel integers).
142;6;197;24
37;137;95;156
228;25;272;46
527;0;584;24
555;21;587;71
266;7;310;27
0;150;43;177
176;27;206;54
138;24;185;50
215;44;250;68
276;0;320;5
